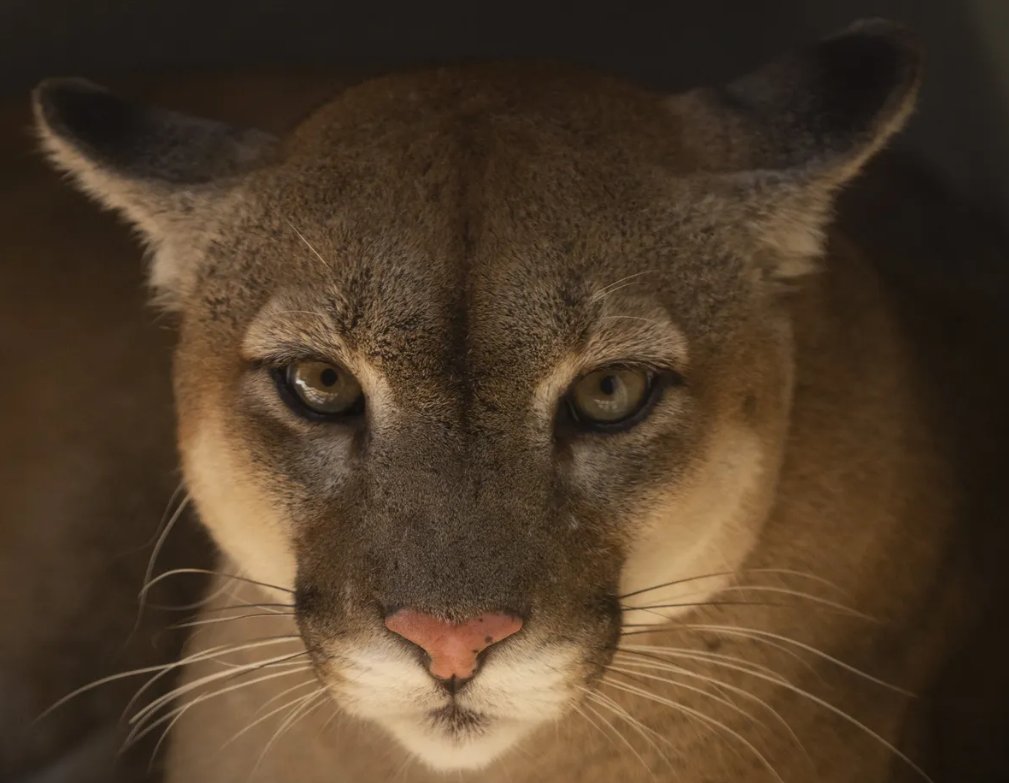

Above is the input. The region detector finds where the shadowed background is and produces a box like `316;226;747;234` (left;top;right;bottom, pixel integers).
2;0;1008;224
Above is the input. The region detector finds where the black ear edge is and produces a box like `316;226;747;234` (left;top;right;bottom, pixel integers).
716;18;923;175
33;78;155;172
32;77;279;186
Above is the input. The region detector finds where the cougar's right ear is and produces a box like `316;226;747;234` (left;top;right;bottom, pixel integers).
33;78;278;305
669;19;922;280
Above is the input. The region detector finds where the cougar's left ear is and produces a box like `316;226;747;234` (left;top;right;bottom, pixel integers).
671;19;922;279
33;78;277;303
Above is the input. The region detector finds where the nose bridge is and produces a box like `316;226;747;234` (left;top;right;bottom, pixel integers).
371;423;545;617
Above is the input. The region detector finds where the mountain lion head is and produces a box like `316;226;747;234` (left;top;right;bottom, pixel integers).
33;20;920;771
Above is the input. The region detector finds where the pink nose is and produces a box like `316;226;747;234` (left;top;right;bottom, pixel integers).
384;610;523;681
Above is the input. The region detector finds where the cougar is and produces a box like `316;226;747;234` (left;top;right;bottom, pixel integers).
28;19;1009;783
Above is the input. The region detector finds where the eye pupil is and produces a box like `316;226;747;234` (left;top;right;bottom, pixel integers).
280;360;364;419
566;366;656;430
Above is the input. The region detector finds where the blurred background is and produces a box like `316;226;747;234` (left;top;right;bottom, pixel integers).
1;2;1007;782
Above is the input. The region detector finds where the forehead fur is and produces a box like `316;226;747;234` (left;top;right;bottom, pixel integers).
197;64;754;371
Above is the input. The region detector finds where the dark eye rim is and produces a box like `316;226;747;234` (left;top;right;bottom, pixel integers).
561;366;681;434
269;362;366;422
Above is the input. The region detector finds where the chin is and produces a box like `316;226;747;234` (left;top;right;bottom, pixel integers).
382;710;535;771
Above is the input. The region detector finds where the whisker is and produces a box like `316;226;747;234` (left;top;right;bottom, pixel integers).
169;611;298;632
608;661;767;736
249;688;330;777
228;679;324;743
620;630;823;682
251;672;320;717
581;695;654;777
39;637;298;724
611;654;808;760
617;644;793;684
145;576;238;613
127;642;306;727
139;568;295;603
626;585;874;622
590;271;654;303
126;664;314;753
571;702;619;754
135;495;192;626
286;219;334;271
666;625;912;695
582;687;673;767
192;603;295;615
621;600;820;618
602;675;785;783
619;568;847;602
619;641;929;780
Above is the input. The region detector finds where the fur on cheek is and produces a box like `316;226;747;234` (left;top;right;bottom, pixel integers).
181;415;298;593
619;426;774;623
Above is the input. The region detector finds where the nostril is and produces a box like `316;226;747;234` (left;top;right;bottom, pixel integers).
384;610;524;683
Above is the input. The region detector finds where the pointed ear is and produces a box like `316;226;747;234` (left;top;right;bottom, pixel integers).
32;78;277;302
671;19;922;278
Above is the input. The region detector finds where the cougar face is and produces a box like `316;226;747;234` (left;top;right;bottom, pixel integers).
34;21;920;771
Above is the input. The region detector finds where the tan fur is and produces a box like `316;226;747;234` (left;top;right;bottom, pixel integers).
22;21;1009;783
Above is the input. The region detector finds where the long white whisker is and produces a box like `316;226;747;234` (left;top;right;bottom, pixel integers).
40;636;295;724
620;638;819;682
571;702;620;755
618;644;791;683
222;681;324;749
146;576;241;613
129;642;305;727
581;695;654;777
673;625;912;695
620;642;929;780
126;664;314;752
121;635;305;721
602;676;785;783
170;612;296;631
249;688;329;777
136;495;192;625
611;655;808;760
286;219;334;270
582;688;673;767
625;584;873;621
590;271;653;303
139;568;294;602
250;677;322;720
619;568;847;602
608;662;767;736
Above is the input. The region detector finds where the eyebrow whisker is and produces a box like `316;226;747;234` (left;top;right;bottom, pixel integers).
286;219;334;271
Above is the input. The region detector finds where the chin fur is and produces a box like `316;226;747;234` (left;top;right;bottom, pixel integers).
382;712;532;771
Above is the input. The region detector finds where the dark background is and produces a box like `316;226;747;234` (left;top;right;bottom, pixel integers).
2;0;1008;228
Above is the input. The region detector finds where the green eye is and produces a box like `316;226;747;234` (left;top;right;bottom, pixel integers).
282;360;364;418
567;366;654;428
